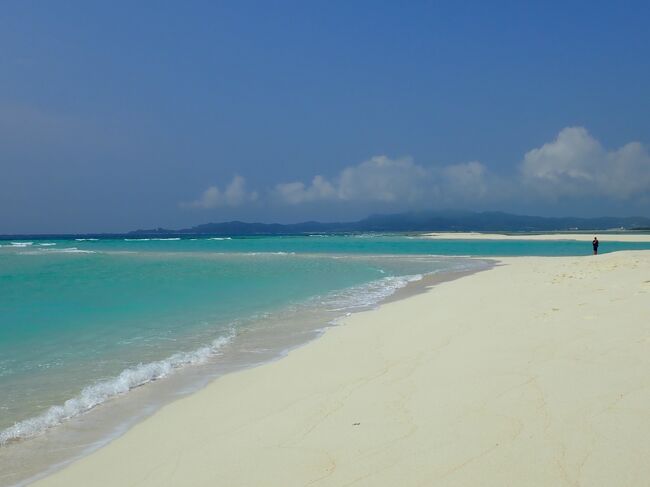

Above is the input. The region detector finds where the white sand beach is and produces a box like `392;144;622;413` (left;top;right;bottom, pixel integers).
33;251;650;487
424;232;650;242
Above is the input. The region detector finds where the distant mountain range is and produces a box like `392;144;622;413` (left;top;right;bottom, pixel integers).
128;211;650;236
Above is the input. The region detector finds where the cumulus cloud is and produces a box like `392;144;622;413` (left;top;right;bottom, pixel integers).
273;155;495;207
181;176;258;209
273;156;435;205
337;156;431;202
183;127;649;214
442;161;489;200
274;175;337;204
520;127;650;200
271;128;650;212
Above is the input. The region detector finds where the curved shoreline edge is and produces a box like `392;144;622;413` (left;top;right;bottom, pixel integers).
28;251;650;486
423;231;650;242
2;259;488;487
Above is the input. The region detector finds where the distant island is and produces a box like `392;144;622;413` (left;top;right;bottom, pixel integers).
4;211;650;239
128;211;650;237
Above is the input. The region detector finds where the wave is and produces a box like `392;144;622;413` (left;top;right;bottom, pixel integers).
0;272;414;446
0;257;477;448
0;334;234;445
38;243;57;246
208;237;232;240
56;248;95;254
20;247;96;255
321;274;423;312
242;251;295;256
75;238;99;241
124;238;181;241
9;242;33;247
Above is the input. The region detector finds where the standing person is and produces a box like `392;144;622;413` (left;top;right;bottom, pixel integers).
592;237;599;255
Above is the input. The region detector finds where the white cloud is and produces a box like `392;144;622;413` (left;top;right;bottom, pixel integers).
442;161;489;200
184;127;650;214
274;175;337;204
338;156;431;202
274;155;495;207
274;156;438;205
520;127;650;200
181;176;258;209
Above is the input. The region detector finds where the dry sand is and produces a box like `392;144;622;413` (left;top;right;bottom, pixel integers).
424;232;650;242
33;251;650;486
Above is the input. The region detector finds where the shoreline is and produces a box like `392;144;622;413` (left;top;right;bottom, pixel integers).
30;250;650;486
1;259;488;487
423;231;650;242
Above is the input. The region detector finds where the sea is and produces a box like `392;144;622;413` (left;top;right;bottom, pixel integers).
2;233;650;485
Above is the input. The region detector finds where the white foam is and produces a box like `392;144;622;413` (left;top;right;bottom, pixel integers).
322;274;423;312
59;248;95;253
208;237;232;240
18;249;95;256
243;251;295;256
28;247;95;254
38;243;57;246
124;238;181;241
75;238;98;241
10;242;33;247
0;334;234;445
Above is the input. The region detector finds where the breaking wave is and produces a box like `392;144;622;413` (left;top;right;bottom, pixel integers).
320;274;423;312
0;334;234;445
124;238;181;241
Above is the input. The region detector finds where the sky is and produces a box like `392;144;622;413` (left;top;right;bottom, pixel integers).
1;1;649;233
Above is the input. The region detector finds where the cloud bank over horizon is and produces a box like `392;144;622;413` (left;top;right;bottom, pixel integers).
182;127;650;217
521;127;650;201
181;176;258;209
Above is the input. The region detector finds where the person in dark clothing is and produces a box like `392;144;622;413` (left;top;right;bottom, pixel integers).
592;237;599;255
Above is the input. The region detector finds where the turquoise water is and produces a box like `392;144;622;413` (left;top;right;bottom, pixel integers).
1;234;649;449
7;233;650;255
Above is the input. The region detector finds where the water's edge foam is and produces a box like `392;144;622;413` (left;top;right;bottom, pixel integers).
0;273;427;446
0;270;443;447
1;262;488;448
0;334;233;445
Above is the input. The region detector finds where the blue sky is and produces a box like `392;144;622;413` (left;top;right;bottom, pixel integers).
2;1;649;233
